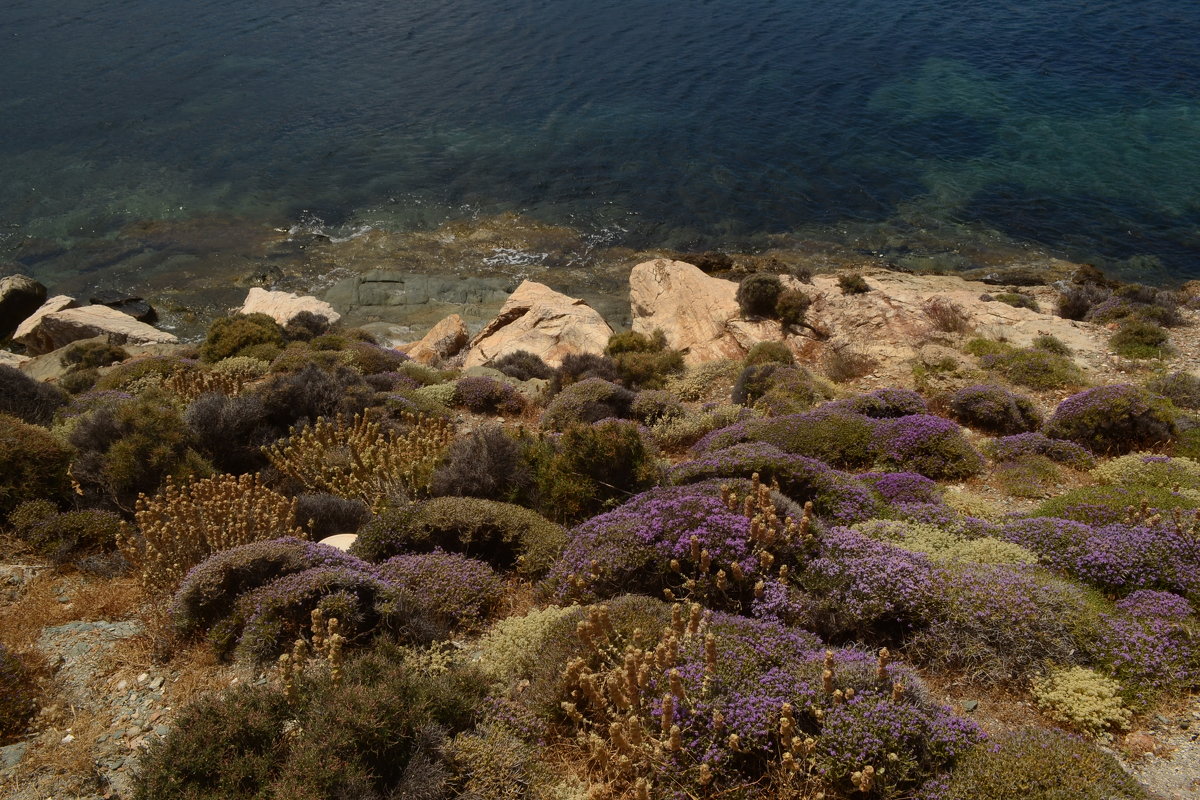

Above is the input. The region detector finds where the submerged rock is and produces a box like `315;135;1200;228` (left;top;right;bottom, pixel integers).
463;280;613;368
89;290;158;323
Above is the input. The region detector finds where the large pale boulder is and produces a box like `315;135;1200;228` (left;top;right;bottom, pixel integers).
629;259;784;363
12;295;77;342
0;275;47;339
463;281;613;368
238;287;341;327
402;314;469;365
14;305;178;355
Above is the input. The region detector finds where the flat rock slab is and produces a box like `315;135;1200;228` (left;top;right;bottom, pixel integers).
14;304;178;355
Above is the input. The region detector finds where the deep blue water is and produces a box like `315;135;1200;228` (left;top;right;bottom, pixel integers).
2;0;1199;282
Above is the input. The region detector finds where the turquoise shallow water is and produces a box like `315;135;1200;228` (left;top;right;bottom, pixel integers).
1;0;1199;285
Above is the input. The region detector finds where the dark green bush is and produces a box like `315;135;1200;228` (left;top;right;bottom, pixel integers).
1057;282;1111;320
0;413;71;517
430;425;532;501
604;330;661;355
992;292;1039;311
184;392;273;474
266;342;349;374
1043;384;1176;454
1146;371;1200;410
282;310;331;341
0;365;68;425
351;497;567;577
1032;334;1071;356
251;364;375;437
11;507;122;563
744;341;794;366
62;340;129;370
732;362;782;406
775;289;812;329
57;367;99;394
541;377;634;431
838;273;870;294
735;273;783;317
1110;320;1170;359
133;641;486;800
533;419;662;522
631;389;684;426
603;330;685;390
491;350;554;382
547;352;620;394
344;341;409;375
294;494;371;540
728;410;878;469
199;313;284;363
67;393;210;510
942;728;1148;800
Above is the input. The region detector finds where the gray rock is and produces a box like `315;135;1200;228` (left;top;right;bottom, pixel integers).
0;274;47;339
0;741;28;771
89;290;157;324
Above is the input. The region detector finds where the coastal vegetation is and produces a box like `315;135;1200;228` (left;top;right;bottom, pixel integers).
0;263;1198;800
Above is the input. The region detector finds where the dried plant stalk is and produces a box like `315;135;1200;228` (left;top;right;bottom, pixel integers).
119;473;303;596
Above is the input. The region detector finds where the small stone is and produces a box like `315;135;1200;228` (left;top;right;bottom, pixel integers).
137;672;149;684
116;680;128;691
148;676;163;690
963;700;979;713
125;727;141;739
154;725;170;737
60;733;75;744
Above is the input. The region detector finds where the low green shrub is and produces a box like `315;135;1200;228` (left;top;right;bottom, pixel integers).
199;313;285;363
977;343;1085;390
630;389;684;426
532;419;662;522
1032;666;1131;736
541;378;634;431
949;384;1042;435
62;340;129;370
992;292;1039;311
743;341;794;366
430;425;532;501
1092;452;1200;490
351;497;567;577
942;727;1149;799
1145;371;1200;410
1032;483;1200;525
491;350;554;382
775;289;812;330
1110;320;1171;359
11;507;122;564
1032;334;1071;356
0;413;72;517
93;355;198;393
994;454;1061;498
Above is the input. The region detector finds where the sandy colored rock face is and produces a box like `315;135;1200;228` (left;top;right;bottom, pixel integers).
12;295;78;342
402;313;469;365
238;287;341;327
629;259;793;364
13;304;178;355
463;280;613;368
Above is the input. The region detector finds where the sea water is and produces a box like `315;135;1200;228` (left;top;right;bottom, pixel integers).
2;0;1198;301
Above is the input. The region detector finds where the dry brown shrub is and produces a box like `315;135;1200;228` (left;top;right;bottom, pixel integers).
164;369;248;402
821;343;878;383
922;298;975;334
265;413;455;508
119;473;304;598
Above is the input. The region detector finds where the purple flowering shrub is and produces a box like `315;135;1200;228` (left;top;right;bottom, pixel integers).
215;565;439;662
983;431;1095;469
859;472;943;505
171;537;367;636
451;375;527;416
885;502;1000;539
520;597;980;798
1094;609;1198;706
375;551;503;629
1043;384;1176;454
949;384;1042;435
801;527;939;641
1116;590;1193;619
907;565;1090;685
668;443;880;524
1001;517;1200;599
543;483;814;620
875;415;984;479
